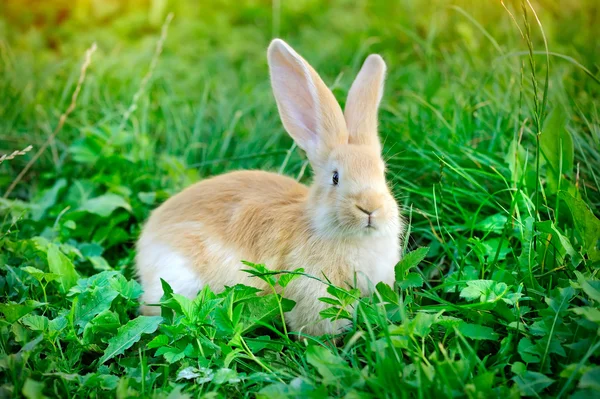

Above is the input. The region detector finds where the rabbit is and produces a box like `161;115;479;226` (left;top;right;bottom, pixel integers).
136;38;405;336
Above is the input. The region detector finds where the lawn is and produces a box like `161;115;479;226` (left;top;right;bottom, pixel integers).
1;0;599;397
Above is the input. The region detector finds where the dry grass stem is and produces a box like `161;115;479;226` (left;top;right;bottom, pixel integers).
3;43;97;198
117;13;174;134
0;145;33;165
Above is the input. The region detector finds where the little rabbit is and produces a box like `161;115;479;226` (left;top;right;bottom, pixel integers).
136;39;405;336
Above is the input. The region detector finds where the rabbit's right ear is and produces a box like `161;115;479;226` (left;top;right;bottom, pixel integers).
268;39;347;164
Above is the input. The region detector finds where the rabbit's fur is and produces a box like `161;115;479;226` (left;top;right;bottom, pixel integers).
136;39;405;336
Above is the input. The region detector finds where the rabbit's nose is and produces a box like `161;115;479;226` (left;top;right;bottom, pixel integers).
356;205;375;215
354;192;384;216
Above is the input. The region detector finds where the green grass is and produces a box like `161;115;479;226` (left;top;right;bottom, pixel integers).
1;0;600;397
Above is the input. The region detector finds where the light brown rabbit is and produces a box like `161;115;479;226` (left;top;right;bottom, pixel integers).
136;39;405;336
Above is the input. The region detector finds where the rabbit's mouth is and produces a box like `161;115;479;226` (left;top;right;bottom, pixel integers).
364;221;381;234
357;211;400;237
310;201;394;238
355;206;381;231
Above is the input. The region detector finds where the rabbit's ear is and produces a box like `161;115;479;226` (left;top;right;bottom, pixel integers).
268;39;347;164
344;54;386;152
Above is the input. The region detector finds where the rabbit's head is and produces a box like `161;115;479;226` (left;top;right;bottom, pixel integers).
268;39;401;239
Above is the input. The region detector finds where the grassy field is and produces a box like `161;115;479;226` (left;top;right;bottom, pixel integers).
1;0;600;397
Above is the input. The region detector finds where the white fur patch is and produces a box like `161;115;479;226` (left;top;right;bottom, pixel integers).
137;236;203;305
171;222;242;277
349;234;399;293
204;235;238;269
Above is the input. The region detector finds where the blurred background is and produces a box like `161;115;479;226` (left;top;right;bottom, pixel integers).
0;0;598;268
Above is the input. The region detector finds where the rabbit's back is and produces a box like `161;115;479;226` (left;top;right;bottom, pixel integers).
136;170;309;314
150;170;307;226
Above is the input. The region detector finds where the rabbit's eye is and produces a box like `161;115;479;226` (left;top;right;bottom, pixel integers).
332;171;339;186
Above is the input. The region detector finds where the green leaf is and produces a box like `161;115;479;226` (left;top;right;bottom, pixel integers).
147;334;169;349
505;138;528;184
559;191;600;258
21;335;44;353
241;261;276;286
326;285;359;306
177;367;201;381
410;312;438;337
47;244;79;293
21;266;60;283
375;282;398;304
456;322;499;341
22;378;48;399
0;300;43;323
540;105;574;194
459;280;507;303
21;315;49;331
306;345;353;386
110;275;143;300
443;266;478;293
318;297;342;306
436;316;463;329
137;191;156;205
319;307;351;320
80;373;120;391
31;178;67;221
536;221;579;266
213;306;236;335
71;271;119;294
511;362;527;376
156;346;186;363
172;294;196;320
571;306;600;323
258;377;324;398
68;136;102;164
74;286;119;331
63;220;76;230
579;367;600;391
518;337;541;363
83;310;121;345
89;256;112;271
20;266;45;281
575;271;600;303
395;247;429;281
78;193;132;217
99;316;162;364
231;285;262;303
513;370;554;396
397;272;424;289
48;316;68;334
245;335;280;354
242;295;295;333
213;368;240;385
469;237;511;261
475;213;508;234
80;243;104;258
278;268;304;288
545;286;575;314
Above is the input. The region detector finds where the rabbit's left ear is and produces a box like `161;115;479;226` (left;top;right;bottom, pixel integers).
268;39;348;165
344;54;386;152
